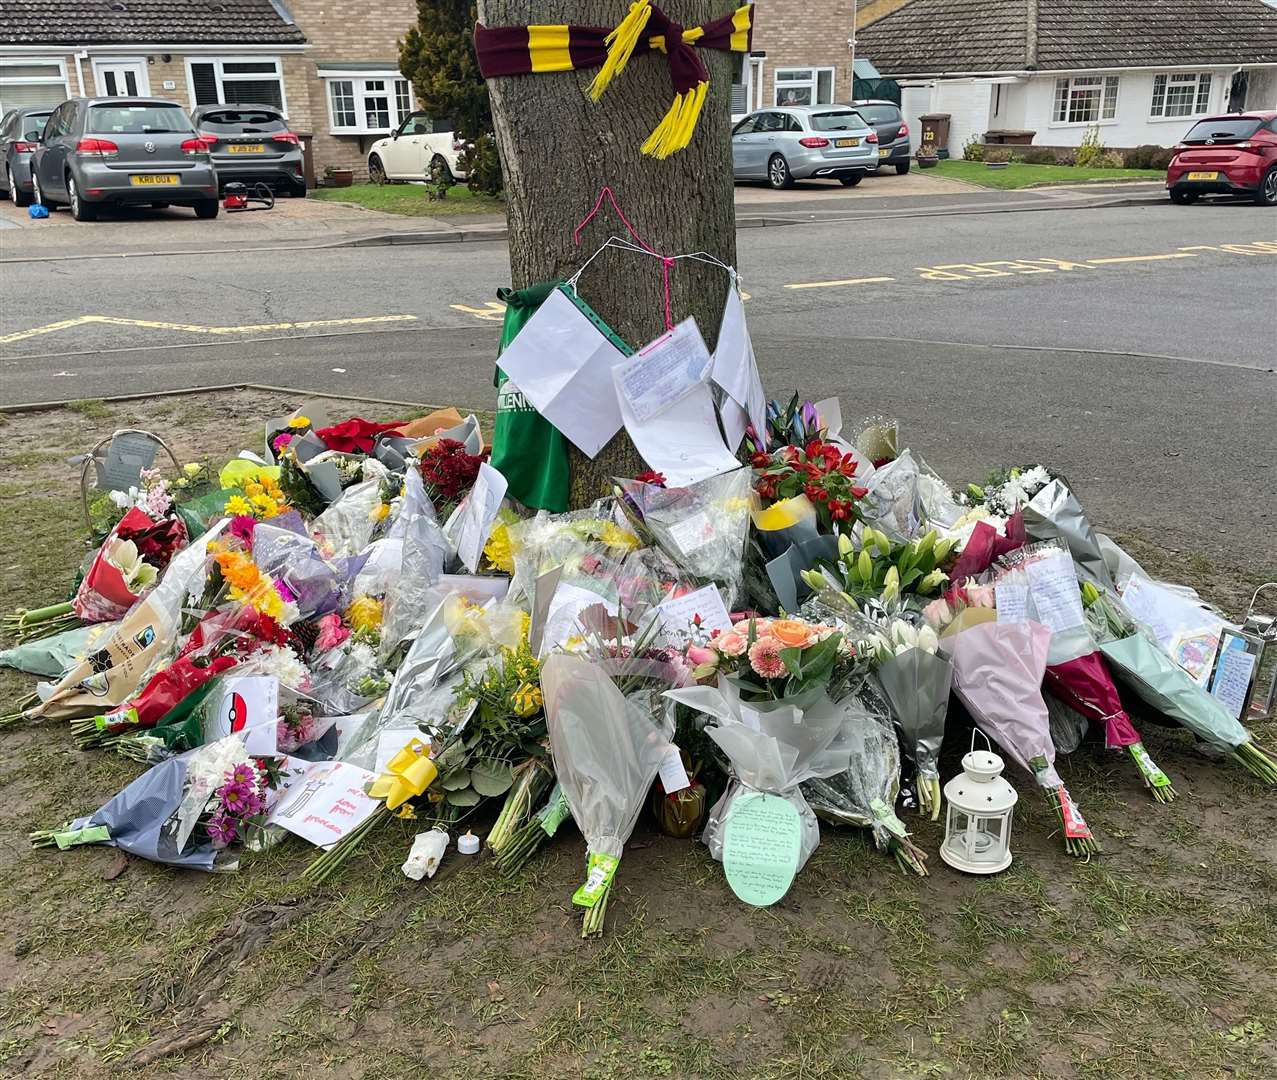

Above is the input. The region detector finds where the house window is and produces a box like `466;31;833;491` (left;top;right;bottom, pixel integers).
189;58;286;112
323;75;412;134
774;67;834;107
0;60;71;111
1150;73;1212;118
1053;75;1119;123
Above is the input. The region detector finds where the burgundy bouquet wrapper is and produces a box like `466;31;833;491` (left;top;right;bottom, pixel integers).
948;510;1026;586
1045;651;1141;750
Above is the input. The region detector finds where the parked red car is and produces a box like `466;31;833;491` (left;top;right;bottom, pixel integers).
1166;111;1277;206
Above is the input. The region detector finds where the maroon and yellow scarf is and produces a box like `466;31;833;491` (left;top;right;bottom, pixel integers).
474;2;754;159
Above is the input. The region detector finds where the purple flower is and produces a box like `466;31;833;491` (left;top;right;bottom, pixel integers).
216;780;253;813
274;579;298;603
230;763;256;786
207;813;238;849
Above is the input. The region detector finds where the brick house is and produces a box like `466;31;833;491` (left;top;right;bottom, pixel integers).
0;0;419;182
731;0;860;115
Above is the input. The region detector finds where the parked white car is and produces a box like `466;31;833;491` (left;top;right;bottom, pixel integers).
367;112;469;184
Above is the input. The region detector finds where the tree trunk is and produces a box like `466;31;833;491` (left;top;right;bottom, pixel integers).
477;0;738;509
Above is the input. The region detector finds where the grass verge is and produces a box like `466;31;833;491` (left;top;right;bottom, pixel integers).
312;182;506;218
932;160;1165;190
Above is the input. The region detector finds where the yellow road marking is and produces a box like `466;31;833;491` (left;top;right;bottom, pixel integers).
0;313;417;346
450;302;508;322
1088;253;1196;264
1179;245;1218;251
785;276;895;289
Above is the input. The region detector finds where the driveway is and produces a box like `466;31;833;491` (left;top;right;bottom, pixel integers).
733;169;977;204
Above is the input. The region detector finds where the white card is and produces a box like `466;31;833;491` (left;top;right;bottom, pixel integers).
995;582;1029;624
494;288;626;458
656;584;734;646
211;675;279;756
657;744;691;794
451;462;508;573
267;760;381;849
718;392;749;452
616;317;713;423
1210;644;1256;720
615;369;741;488
711;284;767;440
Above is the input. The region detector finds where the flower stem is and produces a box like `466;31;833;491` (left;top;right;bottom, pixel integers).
302;805;388;884
1232;741;1277;786
581;883;610;938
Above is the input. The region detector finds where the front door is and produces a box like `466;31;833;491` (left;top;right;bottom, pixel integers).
94;61;148;98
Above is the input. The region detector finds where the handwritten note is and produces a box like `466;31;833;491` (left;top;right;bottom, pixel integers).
267;760;380;849
664;511;713;556
721;791;803;907
1122;575;1224;655
1026;554;1085;633
656;584;733;646
656;745;691;794
617;318;713;422
1210;643;1256;719
995;582;1029;624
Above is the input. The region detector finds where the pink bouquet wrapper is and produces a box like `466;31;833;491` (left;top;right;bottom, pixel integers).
1045;652;1140;749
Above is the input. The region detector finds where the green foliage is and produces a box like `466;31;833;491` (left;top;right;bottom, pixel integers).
425;154;451;200
1022;146;1058;165
462;132;504;196
962;133;985;161
400;0;488;140
1074;125;1107;168
1125;144;1176;170
1094;150;1125;169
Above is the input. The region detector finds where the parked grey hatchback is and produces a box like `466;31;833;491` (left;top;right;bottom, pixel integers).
31;97;219;221
0;106;53;207
732;105;879;189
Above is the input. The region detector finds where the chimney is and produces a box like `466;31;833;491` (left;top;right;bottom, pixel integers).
1025;0;1039;69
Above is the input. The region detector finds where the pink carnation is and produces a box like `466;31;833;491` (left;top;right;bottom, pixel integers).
315;612;351;652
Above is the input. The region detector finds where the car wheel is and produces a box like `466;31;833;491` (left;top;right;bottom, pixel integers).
68;174;97;221
838;174;863;187
368;155;387;185
429;154;455;185
194;198;220;219
766;154;793;190
1255;167;1277;207
1168;189;1198;205
896;161;911;175
9;167;33;207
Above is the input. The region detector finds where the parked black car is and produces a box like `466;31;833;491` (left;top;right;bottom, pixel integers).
191;104;306;196
849;99;912;175
0;105;54;207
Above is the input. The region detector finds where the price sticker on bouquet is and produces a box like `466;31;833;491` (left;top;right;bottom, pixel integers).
722;791;803;907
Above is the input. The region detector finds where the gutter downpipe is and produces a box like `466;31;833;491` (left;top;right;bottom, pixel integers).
74;50;88;95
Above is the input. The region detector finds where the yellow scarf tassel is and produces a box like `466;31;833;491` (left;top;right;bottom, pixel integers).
587;0;653;101
640;81;708;159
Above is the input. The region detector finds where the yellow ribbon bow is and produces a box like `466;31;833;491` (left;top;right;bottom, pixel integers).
367;738;438;811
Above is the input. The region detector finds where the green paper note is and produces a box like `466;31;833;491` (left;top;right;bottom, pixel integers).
722;792;802;907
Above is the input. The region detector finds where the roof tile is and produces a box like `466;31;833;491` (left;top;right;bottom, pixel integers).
0;0;307;46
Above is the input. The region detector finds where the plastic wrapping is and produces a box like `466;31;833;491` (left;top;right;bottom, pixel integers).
615;469;753;609
859;450;928;541
1023;479;1115;591
251;523;368;620
311;476;385;557
379;469;451;659
877;646;953;785
542;654;675;861
664;678;854;872
0;622;117;679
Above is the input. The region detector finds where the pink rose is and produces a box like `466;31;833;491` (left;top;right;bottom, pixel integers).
716;631;748;657
922;598;951;629
966;584;996;608
686;645;716;666
315;612;351;652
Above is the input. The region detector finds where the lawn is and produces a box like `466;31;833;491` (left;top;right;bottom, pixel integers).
933;159;1165;190
312;181;506;217
1;392;1275;1079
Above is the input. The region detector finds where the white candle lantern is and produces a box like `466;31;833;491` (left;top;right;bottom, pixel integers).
940;736;1017;875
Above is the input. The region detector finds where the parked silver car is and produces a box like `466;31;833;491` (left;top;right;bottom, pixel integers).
732;105;879;189
0;106;53;207
191;104;306;196
31;97;219;221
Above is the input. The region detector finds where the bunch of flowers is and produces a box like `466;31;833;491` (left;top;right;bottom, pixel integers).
208;541;298;624
344;595;383;645
270;415;312;457
966;465;1058;517
223;470;289;521
109;466;174;519
862;619;942;664
420;438;487;515
751;440;869;532
693;617;858;703
808;528;954;611
742;395;826;454
206;760;271;848
277;701;318;753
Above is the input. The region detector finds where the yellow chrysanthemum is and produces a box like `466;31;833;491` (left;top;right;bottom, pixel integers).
250;493;277;517
346;595;384;634
224;495;252;517
599;522;640;552
483;523;516;573
511;681;543;717
288;415;311;429
244;481;264;497
369;502;391;523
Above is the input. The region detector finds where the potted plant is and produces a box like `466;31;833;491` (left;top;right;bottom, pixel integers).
917;147;938;169
324;164;354;188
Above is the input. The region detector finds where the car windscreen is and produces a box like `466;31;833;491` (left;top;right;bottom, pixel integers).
851;104;899;124
809;111;866;132
198;110;287;133
88;104;194;135
1182;118;1262;143
21;113;51;139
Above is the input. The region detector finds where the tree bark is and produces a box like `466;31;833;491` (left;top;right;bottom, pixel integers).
477;0;738;508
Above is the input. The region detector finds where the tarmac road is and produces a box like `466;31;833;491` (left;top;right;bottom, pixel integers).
1;197;1273;557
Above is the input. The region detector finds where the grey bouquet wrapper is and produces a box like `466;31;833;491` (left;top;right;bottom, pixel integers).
876;647;953;779
765;534;839;615
68;751;227;872
1023;479;1115;591
1100;633;1250;752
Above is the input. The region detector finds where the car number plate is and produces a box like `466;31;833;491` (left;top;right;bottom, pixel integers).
1186;171;1218;181
129;174;179;186
835;138;860;147
228;144;265;154
878;147;890;156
